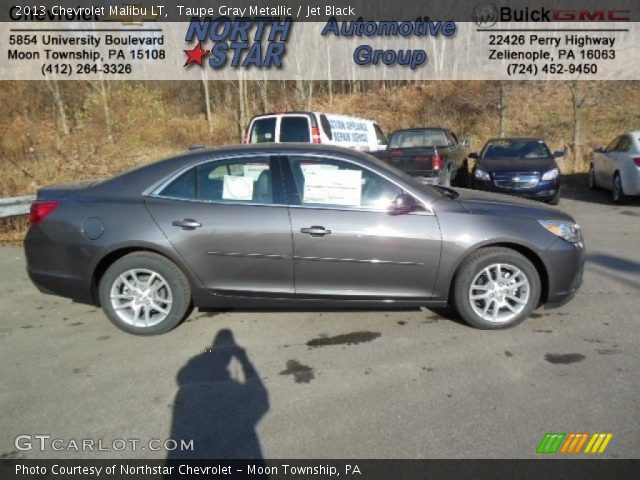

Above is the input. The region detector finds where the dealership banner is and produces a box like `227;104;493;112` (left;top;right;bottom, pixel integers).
1;459;639;479
1;0;639;80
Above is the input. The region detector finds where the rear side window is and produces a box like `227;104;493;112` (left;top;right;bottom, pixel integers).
373;124;387;146
320;114;333;140
250;118;276;143
280;117;310;142
616;136;631;152
160;168;196;200
159;158;274;204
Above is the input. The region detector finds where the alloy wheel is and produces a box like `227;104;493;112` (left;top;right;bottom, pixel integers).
110;269;173;327
468;263;531;323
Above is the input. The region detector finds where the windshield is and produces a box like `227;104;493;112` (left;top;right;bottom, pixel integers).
389;130;448;149
482;139;551;159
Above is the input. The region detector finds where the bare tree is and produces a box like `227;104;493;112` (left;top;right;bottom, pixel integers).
201;69;213;135
498;81;508;137
44;78;70;135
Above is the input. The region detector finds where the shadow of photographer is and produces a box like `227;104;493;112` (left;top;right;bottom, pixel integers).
168;329;269;460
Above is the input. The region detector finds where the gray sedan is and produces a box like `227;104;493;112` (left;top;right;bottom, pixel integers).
590;131;640;203
25;144;585;335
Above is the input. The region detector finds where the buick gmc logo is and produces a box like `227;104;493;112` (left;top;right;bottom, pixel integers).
472;4;631;26
472;3;498;28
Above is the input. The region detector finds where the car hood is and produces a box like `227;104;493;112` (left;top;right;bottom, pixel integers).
478;157;556;173
454;188;574;222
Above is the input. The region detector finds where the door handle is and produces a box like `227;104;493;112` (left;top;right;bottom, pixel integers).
300;226;332;237
172;219;202;230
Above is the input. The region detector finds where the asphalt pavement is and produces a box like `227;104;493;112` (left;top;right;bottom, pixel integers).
0;186;638;460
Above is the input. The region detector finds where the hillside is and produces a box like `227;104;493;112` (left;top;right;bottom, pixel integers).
1;80;639;241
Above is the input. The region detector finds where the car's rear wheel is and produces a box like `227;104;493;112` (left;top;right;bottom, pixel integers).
612;172;627;204
453;247;540;329
99;252;192;335
588;164;597;190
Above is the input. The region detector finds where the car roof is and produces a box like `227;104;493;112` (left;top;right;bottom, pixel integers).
486;137;545;143
391;127;448;133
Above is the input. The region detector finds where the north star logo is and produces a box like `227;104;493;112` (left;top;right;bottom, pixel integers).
183;17;291;69
184;42;209;66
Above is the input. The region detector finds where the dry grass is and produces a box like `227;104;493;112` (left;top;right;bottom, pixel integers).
1;80;639;242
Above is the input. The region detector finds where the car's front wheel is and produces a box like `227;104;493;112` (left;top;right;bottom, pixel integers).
99;252;192;335
453;247;541;329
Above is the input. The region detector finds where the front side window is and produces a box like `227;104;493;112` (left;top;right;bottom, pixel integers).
159;157;273;204
250;118;276;143
280;117;310;142
288;156;405;210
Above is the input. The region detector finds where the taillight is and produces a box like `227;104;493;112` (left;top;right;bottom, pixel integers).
433;154;443;170
244;127;250;144
29;201;60;225
390;149;402;157
634;157;640;167
311;127;321;144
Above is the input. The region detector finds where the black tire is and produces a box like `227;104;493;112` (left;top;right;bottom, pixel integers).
612;172;627;204
547;190;560;205
442;166;452;187
454;160;470;187
452;247;541;330
588;164;597;190
99;252;192;335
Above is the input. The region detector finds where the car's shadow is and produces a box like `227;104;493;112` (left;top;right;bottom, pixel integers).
198;306;469;327
561;173;640;206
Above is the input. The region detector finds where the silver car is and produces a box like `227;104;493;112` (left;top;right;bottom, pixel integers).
590;131;640;203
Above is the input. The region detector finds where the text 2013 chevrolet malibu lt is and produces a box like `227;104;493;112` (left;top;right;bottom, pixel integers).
25;144;585;335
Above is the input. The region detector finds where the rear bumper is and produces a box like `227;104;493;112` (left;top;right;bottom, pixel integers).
413;171;448;186
25;226;95;305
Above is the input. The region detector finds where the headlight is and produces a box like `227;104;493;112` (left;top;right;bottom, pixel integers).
541;168;559;181
538;220;581;243
475;167;490;181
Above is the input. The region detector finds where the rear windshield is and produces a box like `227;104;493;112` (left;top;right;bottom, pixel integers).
482;140;551;159
250;118;276;143
280;116;310;142
389;130;448;149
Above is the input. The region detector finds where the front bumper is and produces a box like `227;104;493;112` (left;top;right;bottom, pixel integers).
474;178;560;201
543;237;585;305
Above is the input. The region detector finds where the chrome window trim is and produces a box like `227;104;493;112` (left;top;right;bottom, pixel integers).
145;151;435;216
145;153;271;197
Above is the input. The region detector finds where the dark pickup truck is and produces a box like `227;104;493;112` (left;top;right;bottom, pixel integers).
371;128;470;186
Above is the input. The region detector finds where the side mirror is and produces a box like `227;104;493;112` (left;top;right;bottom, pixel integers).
593;145;605;153
553;150;565;158
468;152;479;160
388;194;417;215
461;138;471;148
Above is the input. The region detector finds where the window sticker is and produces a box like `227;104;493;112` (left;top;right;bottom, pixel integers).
303;168;362;206
222;175;254;201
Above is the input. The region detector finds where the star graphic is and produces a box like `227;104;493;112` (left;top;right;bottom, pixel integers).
184;42;210;66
